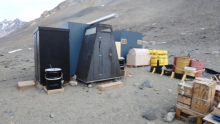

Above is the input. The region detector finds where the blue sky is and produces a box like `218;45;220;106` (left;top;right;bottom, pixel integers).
0;0;64;22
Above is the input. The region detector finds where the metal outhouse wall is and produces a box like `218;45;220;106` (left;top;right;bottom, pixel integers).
33;27;70;85
76;24;121;83
114;30;142;62
59;22;89;76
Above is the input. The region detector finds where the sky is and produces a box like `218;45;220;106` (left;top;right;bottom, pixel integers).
0;0;65;22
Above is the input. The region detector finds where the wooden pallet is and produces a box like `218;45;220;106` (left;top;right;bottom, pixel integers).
43;86;64;95
126;65;148;68
176;105;205;124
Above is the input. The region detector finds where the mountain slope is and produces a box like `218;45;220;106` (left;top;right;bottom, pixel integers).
0;19;26;38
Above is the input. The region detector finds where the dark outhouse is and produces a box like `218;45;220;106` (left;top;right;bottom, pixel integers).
114;30;142;62
59;22;89;76
34;27;70;85
76;24;121;83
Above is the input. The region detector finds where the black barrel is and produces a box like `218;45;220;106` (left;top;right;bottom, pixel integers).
45;68;62;90
119;57;125;70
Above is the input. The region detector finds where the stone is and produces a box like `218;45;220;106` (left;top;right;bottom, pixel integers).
88;84;92;88
141;80;153;88
4;66;8;68
154;89;159;91
212;51;219;54
69;81;78;86
163;112;175;122
107;92;120;98
142;109;157;120
50;113;55;118
0;54;3;56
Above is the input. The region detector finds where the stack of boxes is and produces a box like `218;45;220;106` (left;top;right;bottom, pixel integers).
149;50;168;66
177;77;216;114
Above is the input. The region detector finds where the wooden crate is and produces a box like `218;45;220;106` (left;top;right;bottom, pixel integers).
178;82;193;98
212;107;220;117
191;97;211;114
178;95;192;106
193;80;216;100
177;102;190;109
176;105;205;124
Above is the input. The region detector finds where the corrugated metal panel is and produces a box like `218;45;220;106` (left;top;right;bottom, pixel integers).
59;22;90;76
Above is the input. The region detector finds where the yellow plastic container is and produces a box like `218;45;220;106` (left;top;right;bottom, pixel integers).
151;58;158;66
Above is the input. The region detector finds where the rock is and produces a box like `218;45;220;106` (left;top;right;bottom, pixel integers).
142;109;157;120
211;51;219;54
0;54;3;56
154;89;159;91
141;80;153;88
69;81;78;86
88;84;92;88
139;85;144;90
133;91;139;96
4;66;8;68
163;112;175;122
50;113;55;118
168;89;172;91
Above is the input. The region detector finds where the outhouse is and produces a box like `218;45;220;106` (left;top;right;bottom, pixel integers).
59;22;89;76
76;24;121;83
114;30;142;62
33;27;70;85
126;48;151;66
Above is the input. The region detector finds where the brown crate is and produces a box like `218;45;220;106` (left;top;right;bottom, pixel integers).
178;95;192;106
193;80;216;100
177;102;190;109
212;107;220;117
178;82;193;98
191;97;211;114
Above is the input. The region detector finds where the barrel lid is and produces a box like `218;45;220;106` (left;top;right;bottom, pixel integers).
45;68;61;72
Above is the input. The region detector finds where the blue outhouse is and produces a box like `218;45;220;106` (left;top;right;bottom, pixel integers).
114;30;142;62
59;22;89;76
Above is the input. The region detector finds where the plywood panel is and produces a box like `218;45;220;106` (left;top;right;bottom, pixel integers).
115;42;121;58
178;95;192;105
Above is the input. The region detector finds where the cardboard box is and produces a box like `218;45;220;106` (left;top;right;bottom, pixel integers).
178;82;193;98
191;97;211;114
178;95;192;106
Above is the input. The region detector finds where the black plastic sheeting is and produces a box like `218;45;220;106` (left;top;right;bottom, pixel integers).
76;24;121;83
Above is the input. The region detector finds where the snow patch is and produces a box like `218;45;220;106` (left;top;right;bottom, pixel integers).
2;23;8;29
8;49;22;53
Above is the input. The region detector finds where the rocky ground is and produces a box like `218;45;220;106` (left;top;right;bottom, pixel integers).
0;0;220;123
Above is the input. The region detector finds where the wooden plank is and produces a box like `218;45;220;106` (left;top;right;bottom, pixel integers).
176;105;205;117
203;113;220;124
212;107;220;117
176;107;181;119
193;83;201;98
43;86;64;95
177;102;190;109
197;117;202;124
178;95;192;105
18;80;36;90
98;82;124;91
